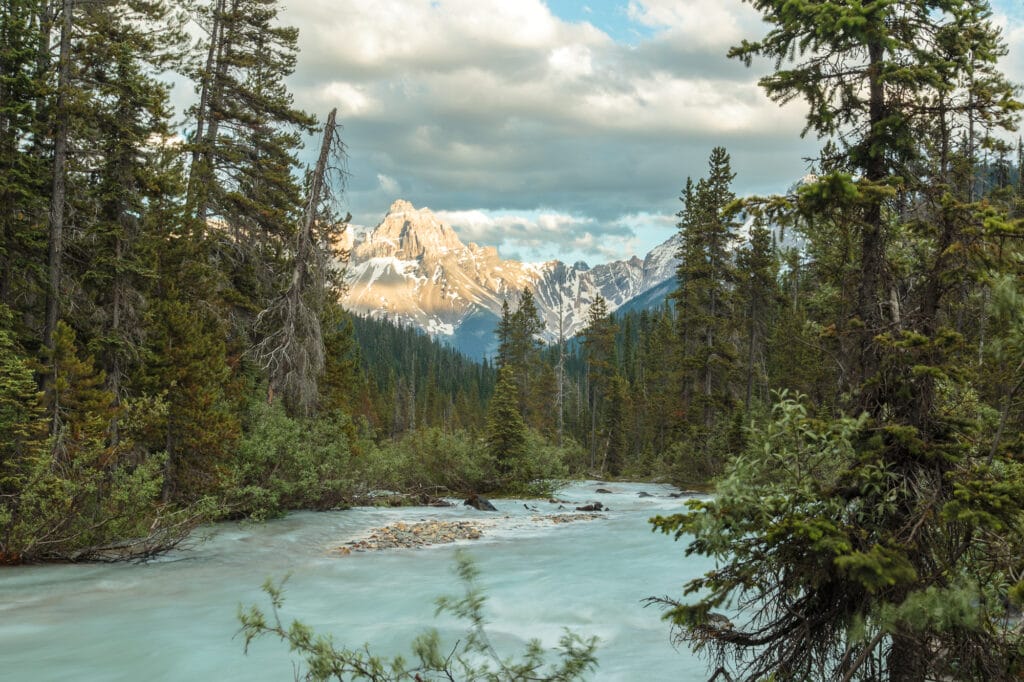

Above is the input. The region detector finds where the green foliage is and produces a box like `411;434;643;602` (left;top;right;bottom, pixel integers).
654;2;1024;678
360;427;494;496
655;392;1024;680
225;401;356;520
2;318;205;563
238;552;599;681
141;292;241;502
486;366;528;481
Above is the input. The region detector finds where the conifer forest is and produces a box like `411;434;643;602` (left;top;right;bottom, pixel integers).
2;0;1024;680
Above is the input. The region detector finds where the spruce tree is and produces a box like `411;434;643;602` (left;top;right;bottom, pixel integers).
735;223;778;411
671;147;741;456
582;295;616;470
508;288;544;421
485;365;527;481
0;0;47;325
657;3;1024;680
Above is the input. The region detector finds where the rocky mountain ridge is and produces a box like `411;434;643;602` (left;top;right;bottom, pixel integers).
340;199;680;358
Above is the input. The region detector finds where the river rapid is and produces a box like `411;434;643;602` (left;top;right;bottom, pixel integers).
0;481;716;681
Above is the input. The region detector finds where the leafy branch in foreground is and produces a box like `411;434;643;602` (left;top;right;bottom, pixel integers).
238;551;598;681
650;393;1024;681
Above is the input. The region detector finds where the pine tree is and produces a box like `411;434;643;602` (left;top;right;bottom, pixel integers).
582;295;616;470
0;305;47;562
600;374;629;477
671;147;741;454
485;365;526;481
0;0;47;325
508;288;544;420
65;0;188;437
142;292;240;502
495;298;513;369
735;223;778;411
658;3;1024;679
187;0;315;234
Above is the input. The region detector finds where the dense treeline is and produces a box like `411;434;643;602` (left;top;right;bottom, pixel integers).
534;146;1024;488
350;314;496;435
0;0;352;561
0;0;577;564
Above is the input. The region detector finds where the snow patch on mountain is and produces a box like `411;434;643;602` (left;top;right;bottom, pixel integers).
340;200;681;357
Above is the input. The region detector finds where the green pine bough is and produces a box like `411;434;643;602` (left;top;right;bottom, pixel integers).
238;551;598;681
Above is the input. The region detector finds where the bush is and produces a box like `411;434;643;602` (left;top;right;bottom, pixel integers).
358;428;495;496
225;402;358;519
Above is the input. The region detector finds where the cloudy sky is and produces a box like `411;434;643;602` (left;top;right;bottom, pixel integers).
260;0;1024;265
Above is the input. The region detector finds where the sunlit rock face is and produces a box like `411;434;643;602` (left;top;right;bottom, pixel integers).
340;199;680;358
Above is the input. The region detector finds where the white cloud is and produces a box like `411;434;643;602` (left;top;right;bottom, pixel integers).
377;173;401;195
433;208;636;260
319;82;378;116
626;0;761;49
548;44;595;80
275;0;1023;262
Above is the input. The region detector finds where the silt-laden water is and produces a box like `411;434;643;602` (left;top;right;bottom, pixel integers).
0;481;716;681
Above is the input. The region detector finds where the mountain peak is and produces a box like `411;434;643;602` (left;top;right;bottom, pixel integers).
386;198;418;215
343;203;683;357
355;200;465;260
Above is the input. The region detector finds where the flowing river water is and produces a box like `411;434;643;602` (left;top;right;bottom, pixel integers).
1;481;717;680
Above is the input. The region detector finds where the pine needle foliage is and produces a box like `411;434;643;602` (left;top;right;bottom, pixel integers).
238;552;599;681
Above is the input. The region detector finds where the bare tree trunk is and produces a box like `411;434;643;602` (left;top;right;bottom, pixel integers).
857;37;887;406
44;0;72;350
194;0;234;225
745;299;755;412
255;109;339;416
186;0;224;219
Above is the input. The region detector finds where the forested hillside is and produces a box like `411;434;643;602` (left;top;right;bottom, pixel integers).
1;0;1023;631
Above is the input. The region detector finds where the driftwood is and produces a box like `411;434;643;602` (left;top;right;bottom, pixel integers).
14;501;211;564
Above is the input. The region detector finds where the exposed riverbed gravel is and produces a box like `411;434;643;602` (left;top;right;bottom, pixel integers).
335;512;606;553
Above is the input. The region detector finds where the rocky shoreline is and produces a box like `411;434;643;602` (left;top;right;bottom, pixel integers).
334;512;605;554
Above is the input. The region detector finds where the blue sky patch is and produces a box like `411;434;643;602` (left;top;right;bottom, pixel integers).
545;0;656;44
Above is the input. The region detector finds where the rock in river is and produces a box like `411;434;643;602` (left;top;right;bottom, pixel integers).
463;494;498;511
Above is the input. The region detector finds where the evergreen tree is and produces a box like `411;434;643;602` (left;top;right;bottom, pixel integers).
0;305;47;562
582;295;617;470
495;297;513;369
485;365;526;480
735;223;779;411
509;288;544;421
187;0;315;233
142;292;240;502
671;147;741;457
600;374;629;477
66;0;188;436
0;0;47;328
658;3;1024;679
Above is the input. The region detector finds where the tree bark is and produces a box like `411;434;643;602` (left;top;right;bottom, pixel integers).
186;0;224;219
43;0;72;350
857;35;887;408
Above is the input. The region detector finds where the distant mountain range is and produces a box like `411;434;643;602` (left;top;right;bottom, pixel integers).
339;200;680;359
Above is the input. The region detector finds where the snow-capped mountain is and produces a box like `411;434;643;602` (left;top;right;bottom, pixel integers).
340;200;680;358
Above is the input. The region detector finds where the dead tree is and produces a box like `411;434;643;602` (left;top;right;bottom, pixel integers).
254;108;347;416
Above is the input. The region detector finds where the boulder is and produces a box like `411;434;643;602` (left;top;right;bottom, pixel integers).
575;502;605;512
463;494;497;511
637;491;653;498
595;488;613;494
